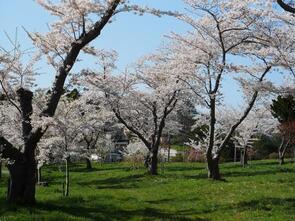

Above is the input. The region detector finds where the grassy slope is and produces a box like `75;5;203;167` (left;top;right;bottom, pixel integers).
0;160;294;221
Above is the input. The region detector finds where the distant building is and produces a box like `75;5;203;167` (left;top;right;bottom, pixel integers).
104;127;129;162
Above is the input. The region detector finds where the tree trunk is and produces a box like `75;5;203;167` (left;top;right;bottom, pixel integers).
5;88;37;205
240;147;248;167
279;147;287;165
7;160;36;205
64;158;70;197
206;97;220;180
278;138;289;165
279;156;284;165
37;166;42;184
0;160;2;180
207;157;221;180
149;149;158;175
0;137;37;205
86;158;92;170
244;150;248;166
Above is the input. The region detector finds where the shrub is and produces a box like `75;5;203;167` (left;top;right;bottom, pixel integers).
268;152;278;159
187;149;206;162
122;141;148;169
171;153;185;162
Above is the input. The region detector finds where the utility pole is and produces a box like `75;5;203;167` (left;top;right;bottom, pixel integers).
0;159;2;180
167;134;171;162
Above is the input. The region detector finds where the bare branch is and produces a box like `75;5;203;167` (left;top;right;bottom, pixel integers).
277;0;295;13
215;65;272;156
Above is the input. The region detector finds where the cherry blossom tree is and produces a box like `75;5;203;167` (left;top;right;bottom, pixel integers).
230;105;276;166
34;86;120;195
0;0;172;204
170;0;295;180
82;52;187;175
39;96;86;196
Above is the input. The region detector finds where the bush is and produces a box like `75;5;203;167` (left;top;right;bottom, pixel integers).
171;153;185;162
253;134;281;160
122;142;148;169
268;152;278;159
123;155;145;169
187;149;206;162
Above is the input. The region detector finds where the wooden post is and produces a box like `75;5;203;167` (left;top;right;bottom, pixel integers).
167;134;171;163
234;142;237;163
64;158;69;196
0;160;2;180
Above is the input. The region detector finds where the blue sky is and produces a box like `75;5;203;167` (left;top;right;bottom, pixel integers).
0;0;188;84
0;0;285;106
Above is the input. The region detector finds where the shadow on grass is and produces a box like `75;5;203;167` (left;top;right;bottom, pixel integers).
1;196;294;220
235;197;295;212
164;164;205;172
37;202;209;221
146;196;200;205
70;165;129;173
76;173;145;189
222;167;295;178
44;163;131;174
220;160;279;169
0;196;210;221
179;173;208;180
250;160;294;167
162;160;294;180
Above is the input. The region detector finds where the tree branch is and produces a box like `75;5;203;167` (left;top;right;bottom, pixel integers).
23;0;121;149
277;0;295;13
215;66;272;157
0;79;21;114
0;136;24;161
43;0;121;118
113;109;151;150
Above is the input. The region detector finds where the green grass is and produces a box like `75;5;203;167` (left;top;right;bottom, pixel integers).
0;160;294;221
170;145;191;152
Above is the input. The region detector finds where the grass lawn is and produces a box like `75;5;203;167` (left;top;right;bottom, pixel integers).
0;160;294;221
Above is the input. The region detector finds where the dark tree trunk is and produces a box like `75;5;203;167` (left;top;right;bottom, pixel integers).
6;89;37;205
278;138;289;165
244;151;248;166
5;140;37;205
279;147;287;165
149;150;158;175
206;97;220;180
207;157;221;180
240;147;248;167
86;158;92;170
7;159;36;205
0;161;2;180
279;157;284;165
277;0;295;13
146;146;159;175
